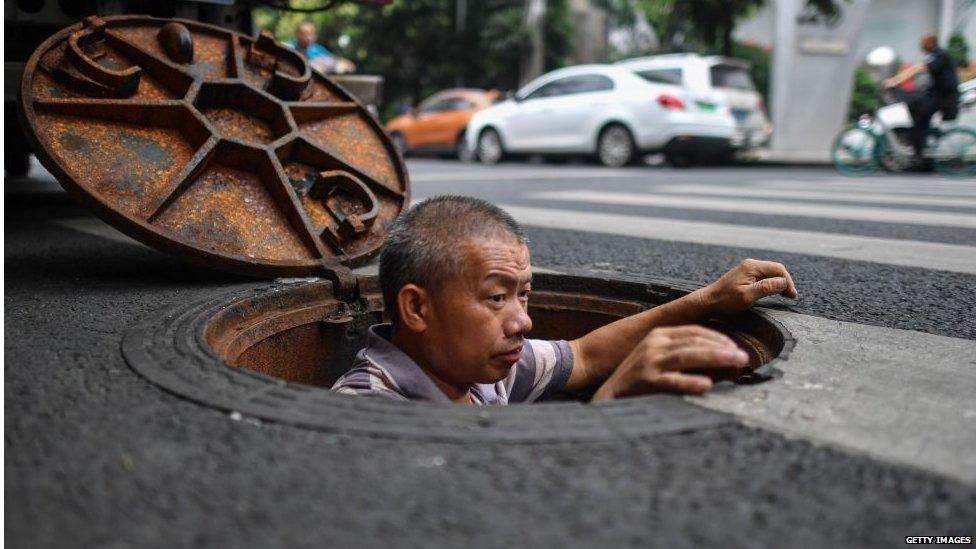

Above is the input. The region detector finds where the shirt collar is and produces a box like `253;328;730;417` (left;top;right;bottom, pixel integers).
364;324;498;404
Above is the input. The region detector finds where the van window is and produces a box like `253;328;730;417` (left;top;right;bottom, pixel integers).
636;68;683;86
710;65;756;91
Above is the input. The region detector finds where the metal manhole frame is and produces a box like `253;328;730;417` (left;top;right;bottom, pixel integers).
121;271;794;442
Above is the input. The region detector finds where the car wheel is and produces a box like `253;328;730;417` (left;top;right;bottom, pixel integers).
455;135;475;162
477;128;504;164
597;124;636;168
390;132;407;157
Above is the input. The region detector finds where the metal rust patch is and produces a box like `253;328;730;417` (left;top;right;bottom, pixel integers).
20;15;409;278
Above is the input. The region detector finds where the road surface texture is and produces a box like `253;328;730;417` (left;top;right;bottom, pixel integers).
6;158;976;548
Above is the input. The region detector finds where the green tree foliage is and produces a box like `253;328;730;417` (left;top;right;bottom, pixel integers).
668;0;764;57
599;0;763;55
255;0;572;121
848;66;881;121
731;41;770;100
948;33;970;67
597;1;771;101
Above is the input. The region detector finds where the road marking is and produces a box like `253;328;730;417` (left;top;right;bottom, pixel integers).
411;170;645;182
793;175;976;188
823;175;976;186
653;184;976;208
497;204;976;274
529;190;976;229
758;179;976;197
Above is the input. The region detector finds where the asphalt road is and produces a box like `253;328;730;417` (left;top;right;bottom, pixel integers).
6;158;976;548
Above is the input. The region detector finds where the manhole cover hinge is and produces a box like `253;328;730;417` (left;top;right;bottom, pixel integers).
319;260;360;303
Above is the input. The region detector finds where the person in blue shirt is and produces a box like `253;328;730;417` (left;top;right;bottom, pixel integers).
290;22;333;62
288;21;354;74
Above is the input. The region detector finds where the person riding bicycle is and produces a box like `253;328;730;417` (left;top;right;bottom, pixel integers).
883;34;959;169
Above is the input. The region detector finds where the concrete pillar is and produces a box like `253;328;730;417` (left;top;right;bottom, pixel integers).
521;0;547;85
939;0;956;46
570;0;608;64
769;0;872;160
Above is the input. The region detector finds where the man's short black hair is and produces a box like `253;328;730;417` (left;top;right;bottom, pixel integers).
379;196;526;323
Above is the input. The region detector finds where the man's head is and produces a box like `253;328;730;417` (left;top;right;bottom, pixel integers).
380;196;533;388
295;22;317;49
920;33;938;53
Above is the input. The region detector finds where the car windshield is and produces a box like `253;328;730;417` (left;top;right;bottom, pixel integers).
710;65;755;91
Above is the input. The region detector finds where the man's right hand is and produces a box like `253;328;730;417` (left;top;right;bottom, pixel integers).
591;325;750;400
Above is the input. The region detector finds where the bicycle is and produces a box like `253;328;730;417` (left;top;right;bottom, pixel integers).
832;89;976;177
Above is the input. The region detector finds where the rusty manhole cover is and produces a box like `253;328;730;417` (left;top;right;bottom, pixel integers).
19;15;408;279
122;272;794;441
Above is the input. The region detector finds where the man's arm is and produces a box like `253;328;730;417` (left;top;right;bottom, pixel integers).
883;63;926;88
564;259;797;392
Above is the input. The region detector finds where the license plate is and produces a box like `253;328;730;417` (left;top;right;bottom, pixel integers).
732;109;750;122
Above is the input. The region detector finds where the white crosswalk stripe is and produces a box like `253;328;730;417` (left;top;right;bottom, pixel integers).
528;190;976;228
499;204;976;275
411;170;640;182
48;154;976;274
412;168;976;274
756;179;976;197
650;184;976;208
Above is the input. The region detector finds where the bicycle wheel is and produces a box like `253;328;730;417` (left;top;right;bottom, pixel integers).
832;127;882;176
932;127;976;177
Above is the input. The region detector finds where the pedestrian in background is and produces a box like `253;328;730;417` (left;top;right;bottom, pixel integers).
289;21;356;75
884;33;960;169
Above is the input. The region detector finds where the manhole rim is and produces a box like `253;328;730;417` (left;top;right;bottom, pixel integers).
122;270;794;442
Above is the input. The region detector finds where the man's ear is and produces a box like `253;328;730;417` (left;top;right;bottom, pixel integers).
397;284;429;332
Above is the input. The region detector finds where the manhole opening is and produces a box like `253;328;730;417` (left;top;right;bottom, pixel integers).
204;273;791;401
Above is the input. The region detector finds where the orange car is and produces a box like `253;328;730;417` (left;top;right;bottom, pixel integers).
386;88;501;160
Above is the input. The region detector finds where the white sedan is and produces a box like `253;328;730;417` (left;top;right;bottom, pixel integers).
465;64;736;167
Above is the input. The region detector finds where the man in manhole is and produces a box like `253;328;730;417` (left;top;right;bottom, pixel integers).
332;196;797;404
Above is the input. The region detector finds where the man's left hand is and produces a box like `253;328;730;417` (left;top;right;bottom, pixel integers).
697;259;798;314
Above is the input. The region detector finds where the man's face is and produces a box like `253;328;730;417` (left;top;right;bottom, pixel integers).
296;24;316;49
422;236;533;386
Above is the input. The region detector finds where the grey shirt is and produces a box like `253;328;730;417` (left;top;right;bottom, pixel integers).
331;324;574;404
